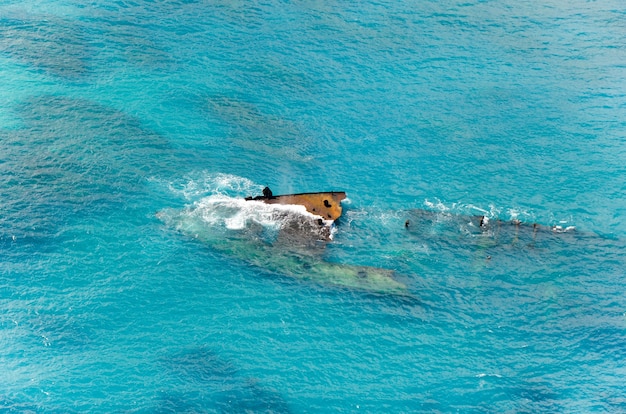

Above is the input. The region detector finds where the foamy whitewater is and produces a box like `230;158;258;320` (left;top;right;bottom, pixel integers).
1;0;625;412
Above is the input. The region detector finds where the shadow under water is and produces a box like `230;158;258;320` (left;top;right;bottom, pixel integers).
157;347;291;414
204;94;326;165
0;95;173;243
0;8;177;78
0;14;91;79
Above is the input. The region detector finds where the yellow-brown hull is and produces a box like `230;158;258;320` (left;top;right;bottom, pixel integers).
245;191;347;221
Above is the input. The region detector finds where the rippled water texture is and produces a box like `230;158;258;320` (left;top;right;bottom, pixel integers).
1;0;625;412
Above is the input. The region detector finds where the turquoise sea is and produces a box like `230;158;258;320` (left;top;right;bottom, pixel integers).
1;0;625;412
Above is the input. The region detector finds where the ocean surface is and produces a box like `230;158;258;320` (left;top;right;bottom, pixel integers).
1;0;625;412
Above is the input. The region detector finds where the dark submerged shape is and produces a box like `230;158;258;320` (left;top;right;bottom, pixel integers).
404;208;579;249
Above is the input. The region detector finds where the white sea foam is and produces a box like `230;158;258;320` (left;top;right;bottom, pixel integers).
162;172;339;242
475;373;503;378
421;198;579;229
186;193;335;241
167;172;263;201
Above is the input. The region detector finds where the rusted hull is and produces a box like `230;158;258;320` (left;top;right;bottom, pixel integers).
245;191;347;221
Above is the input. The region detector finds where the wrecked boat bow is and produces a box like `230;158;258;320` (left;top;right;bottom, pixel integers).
245;188;347;221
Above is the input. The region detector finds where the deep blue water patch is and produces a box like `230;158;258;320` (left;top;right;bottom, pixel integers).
0;95;175;243
0;14;91;79
157;346;291;413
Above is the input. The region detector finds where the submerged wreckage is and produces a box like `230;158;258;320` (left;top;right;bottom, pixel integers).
160;186;581;297
404;208;577;249
158;187;409;296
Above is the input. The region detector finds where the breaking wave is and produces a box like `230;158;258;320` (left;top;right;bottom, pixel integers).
160;173;336;243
